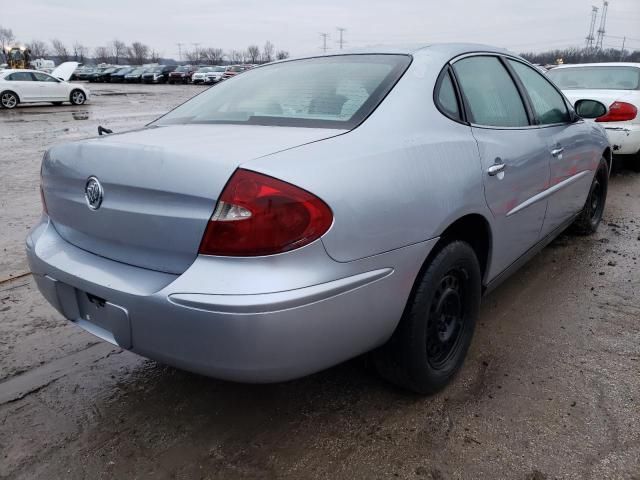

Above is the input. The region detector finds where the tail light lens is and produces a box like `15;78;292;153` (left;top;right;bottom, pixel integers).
596;101;638;122
199;169;333;256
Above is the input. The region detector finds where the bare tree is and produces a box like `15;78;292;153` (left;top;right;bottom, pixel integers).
184;47;203;63
149;49;162;63
261;41;274;63
27;40;49;58
202;47;224;65
228;49;243;64
0;26;16;62
128;42;149;65
72;41;88;63
110;39;127;64
276;50;290;60
246;45;260;64
94;46;111;64
51;38;70;61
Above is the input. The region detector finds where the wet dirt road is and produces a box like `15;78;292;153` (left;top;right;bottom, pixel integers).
1;84;639;479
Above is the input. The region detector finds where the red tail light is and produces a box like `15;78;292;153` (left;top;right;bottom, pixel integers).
199;169;333;256
596;101;638;122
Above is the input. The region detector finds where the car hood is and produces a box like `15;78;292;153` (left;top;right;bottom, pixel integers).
51;62;79;81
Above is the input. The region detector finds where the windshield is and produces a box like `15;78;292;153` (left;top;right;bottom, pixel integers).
547;66;640;90
175;66;190;72
152;54;411;129
197;67;213;73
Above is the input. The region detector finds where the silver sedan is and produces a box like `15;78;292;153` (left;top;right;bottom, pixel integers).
27;44;610;393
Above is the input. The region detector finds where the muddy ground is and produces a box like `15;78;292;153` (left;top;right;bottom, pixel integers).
1;83;639;480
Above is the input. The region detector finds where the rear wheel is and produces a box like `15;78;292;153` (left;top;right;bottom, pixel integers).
373;241;481;394
70;89;86;106
0;91;19;109
571;157;608;235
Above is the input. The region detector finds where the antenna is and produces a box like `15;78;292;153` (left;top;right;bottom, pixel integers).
595;0;609;50
585;6;599;49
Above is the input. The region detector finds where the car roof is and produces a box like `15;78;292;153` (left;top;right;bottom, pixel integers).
552;62;640;69
286;43;513;61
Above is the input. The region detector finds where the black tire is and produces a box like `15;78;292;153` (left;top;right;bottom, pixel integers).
0;90;19;109
571;157;608;235
373;241;481;394
70;89;86;106
627;153;640;172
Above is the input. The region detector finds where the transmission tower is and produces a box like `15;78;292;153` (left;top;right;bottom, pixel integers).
320;33;329;53
337;27;347;50
595;0;609;50
585;6;598;49
176;42;184;62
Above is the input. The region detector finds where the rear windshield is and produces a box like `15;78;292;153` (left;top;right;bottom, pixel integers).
547;66;640;90
152;54;411;129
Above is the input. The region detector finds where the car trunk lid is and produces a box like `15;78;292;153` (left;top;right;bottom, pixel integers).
51;62;79;81
42;124;345;274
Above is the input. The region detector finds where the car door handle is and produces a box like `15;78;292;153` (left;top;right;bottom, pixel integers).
487;163;506;176
551;148;564;157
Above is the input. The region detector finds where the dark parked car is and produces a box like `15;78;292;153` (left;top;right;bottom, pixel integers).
87;67;114;83
142;65;177;84
168;65;197;84
124;68;147;83
76;68;97;81
110;67;135;83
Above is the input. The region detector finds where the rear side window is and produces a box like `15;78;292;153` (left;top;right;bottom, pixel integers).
453;56;529;128
508;60;569;125
6;72;33;81
435;70;461;121
153;54;412;129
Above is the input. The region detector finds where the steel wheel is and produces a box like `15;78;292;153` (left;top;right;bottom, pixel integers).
571;157;608;235
426;268;468;369
1;91;18;109
71;90;86;105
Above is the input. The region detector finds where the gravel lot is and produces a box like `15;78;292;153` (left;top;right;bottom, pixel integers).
1;83;639;480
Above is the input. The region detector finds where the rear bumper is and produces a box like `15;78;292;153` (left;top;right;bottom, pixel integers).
26;217;435;382
604;123;640;155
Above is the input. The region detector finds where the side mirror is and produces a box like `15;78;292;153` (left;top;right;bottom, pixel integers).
574;99;607;119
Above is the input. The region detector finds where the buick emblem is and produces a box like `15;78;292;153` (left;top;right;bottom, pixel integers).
85;176;104;210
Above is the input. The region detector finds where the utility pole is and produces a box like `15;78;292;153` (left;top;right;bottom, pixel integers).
176;42;184;62
595;0;609;50
620;36;626;60
585;6;598;49
192;42;201;62
320;33;329;53
336;27;347;50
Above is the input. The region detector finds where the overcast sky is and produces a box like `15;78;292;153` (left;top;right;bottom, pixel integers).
7;0;640;59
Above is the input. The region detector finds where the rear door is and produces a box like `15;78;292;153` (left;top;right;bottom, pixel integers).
506;59;597;236
452;55;550;279
5;72;39;101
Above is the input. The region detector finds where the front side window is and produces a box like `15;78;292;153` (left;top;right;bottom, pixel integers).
153;54;412;129
453;56;529;128
508;60;569;125
7;72;34;81
547;66;640;90
32;72;58;82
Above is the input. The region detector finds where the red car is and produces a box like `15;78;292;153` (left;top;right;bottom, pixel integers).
221;65;250;80
168;65;197;84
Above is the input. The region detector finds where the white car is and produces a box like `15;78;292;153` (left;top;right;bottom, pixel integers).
547;63;640;164
0;62;90;109
191;66;226;84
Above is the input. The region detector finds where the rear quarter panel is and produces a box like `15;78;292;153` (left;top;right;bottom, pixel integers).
244;51;491;263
